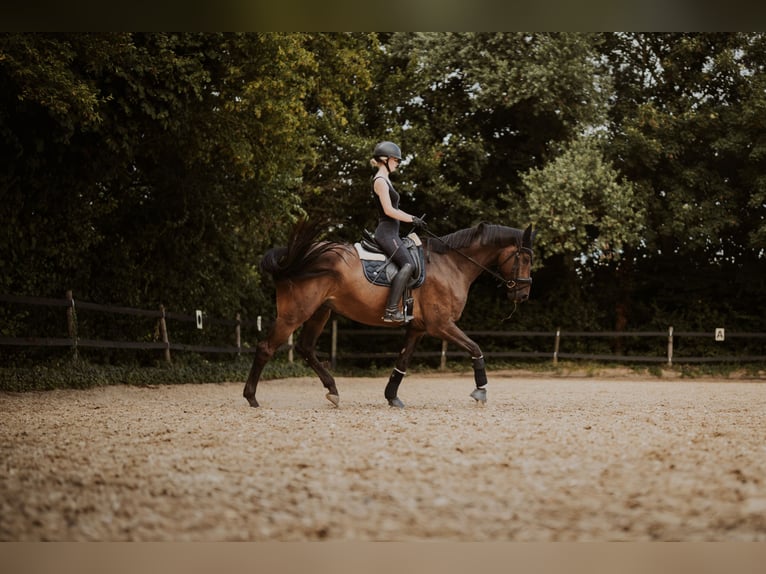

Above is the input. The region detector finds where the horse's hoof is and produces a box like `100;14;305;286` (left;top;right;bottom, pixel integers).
388;397;405;409
470;388;487;404
246;397;260;408
326;393;340;407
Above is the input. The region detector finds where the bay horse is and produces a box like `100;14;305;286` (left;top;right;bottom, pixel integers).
243;218;534;408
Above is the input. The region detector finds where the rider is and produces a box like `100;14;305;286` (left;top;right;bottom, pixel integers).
370;141;427;322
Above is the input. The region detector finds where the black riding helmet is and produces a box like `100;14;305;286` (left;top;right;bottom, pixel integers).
373;141;402;174
373;141;402;161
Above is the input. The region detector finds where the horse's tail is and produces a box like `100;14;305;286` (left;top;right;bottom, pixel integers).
260;218;341;282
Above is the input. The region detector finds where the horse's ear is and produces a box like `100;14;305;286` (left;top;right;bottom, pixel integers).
522;224;533;249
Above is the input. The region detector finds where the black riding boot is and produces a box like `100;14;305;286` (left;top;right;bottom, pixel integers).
383;263;414;322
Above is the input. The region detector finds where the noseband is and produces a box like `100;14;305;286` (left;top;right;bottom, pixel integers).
498;247;533;292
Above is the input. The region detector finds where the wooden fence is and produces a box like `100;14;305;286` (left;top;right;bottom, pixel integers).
0;292;263;362
2;292;766;367
326;324;766;369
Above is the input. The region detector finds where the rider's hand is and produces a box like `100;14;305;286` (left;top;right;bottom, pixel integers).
411;216;428;230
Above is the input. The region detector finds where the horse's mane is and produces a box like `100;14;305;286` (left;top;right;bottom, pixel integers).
260;218;343;282
424;222;523;254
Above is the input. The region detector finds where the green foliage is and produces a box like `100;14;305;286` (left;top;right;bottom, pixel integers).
378;33;608;231
520;136;644;261
595;32;766;333
600;33;765;260
0;32;376;332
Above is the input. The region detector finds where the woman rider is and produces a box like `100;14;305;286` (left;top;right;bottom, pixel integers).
370;141;427;322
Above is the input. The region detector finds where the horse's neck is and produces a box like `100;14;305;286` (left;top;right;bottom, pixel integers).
446;244;498;282
467;244;501;265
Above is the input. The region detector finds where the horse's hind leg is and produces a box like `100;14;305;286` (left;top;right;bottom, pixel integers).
295;306;340;406
384;328;425;408
243;317;297;408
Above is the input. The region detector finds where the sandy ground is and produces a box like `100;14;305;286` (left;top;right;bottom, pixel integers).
1;373;765;541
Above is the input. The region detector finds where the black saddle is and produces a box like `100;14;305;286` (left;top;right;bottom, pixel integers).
360;229;381;253
354;230;426;288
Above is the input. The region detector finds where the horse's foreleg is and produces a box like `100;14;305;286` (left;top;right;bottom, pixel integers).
295;306;340;406
434;323;488;405
468;355;488;404
385;328;425;408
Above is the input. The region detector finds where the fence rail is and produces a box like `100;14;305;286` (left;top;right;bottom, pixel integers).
2;292;766;367
0;292;263;361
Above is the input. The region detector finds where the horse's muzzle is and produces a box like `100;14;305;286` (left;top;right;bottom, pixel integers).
509;291;529;303
506;278;532;302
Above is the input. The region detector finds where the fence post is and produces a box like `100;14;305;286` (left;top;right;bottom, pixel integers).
159;305;171;364
667;325;673;367
66;289;78;361
553;328;561;365
235;313;241;357
331;319;338;370
440;340;447;370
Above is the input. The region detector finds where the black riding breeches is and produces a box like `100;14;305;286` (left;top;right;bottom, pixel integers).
375;220;415;270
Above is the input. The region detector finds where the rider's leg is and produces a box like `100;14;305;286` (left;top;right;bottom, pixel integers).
376;226;416;323
383;263;414;322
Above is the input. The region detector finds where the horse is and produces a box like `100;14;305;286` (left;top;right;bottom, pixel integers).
243;218;534;408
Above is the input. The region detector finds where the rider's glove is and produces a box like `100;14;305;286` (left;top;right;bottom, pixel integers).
411;216;428;230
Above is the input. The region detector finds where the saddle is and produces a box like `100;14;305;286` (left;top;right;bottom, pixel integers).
354;230;426;288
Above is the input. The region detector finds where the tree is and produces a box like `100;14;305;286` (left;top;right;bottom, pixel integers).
345;33;647;330
293;33;379;239
599;32;766;331
0;33;377;353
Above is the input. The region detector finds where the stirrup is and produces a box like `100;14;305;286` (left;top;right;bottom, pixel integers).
383;307;405;322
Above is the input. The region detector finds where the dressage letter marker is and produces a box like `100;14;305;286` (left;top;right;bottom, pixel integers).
196;310;203;330
715;328;725;342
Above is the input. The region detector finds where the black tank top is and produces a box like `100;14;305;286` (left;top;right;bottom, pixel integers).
371;176;400;223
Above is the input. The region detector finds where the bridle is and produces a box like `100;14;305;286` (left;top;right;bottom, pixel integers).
498;247;533;293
